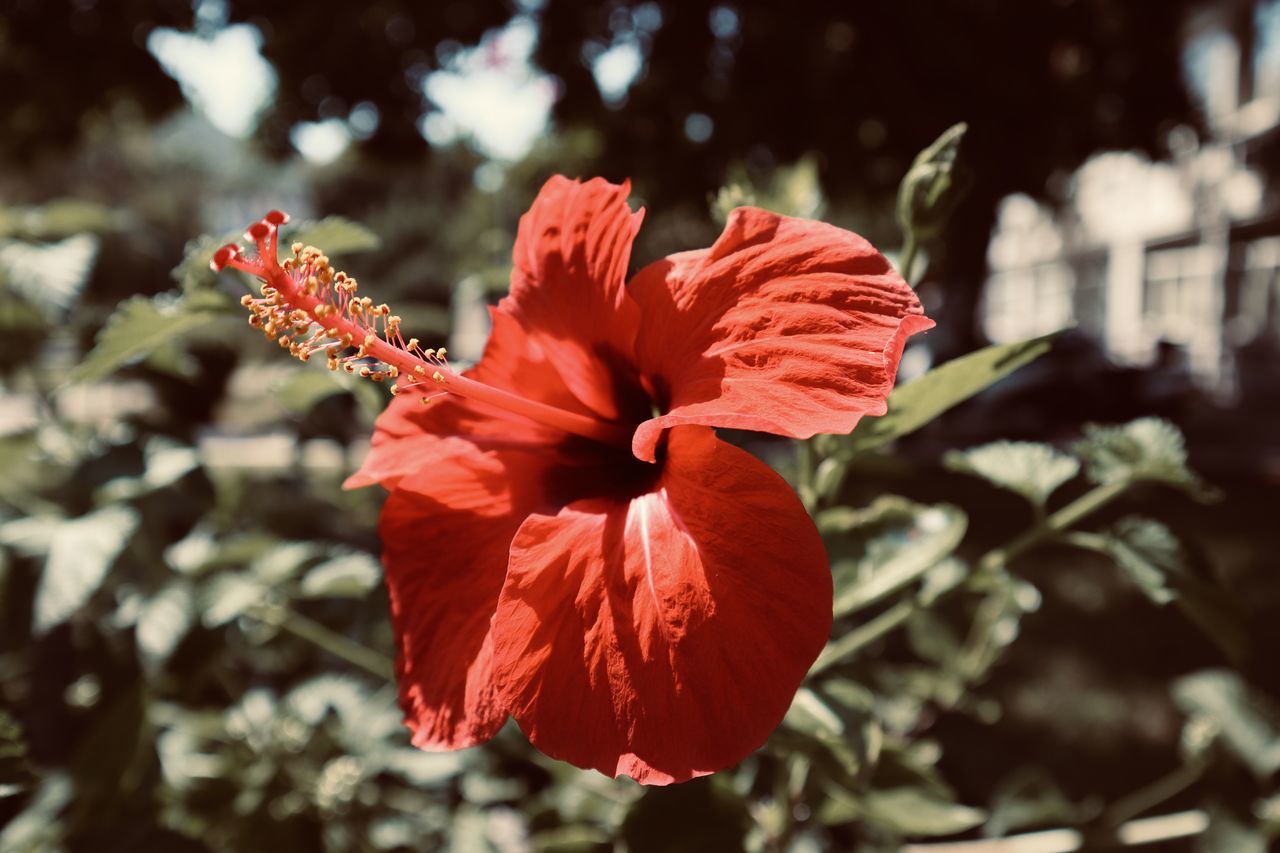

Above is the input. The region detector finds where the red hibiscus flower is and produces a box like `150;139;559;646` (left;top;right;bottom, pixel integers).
212;177;932;784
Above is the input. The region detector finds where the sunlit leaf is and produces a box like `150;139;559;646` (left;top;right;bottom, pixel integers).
822;496;968;617
34;504;138;632
70;291;232;384
300;552;381;598
945;441;1079;507
861;786;986;837
1173;670;1280;779
846;330;1062;454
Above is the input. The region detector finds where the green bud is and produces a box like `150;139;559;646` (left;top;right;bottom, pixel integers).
896;122;972;244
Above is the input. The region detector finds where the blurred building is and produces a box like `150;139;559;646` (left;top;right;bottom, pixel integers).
981;0;1280;404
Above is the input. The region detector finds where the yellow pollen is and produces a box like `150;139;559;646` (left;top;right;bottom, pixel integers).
431;371;444;383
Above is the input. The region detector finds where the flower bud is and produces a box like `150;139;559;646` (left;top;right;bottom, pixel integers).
896;122;972;244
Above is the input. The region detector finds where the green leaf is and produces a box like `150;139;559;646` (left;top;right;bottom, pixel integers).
1173;670;1280;778
1073;417;1217;499
779;681;882;787
0;234;99;317
288;216;382;257
1105;517;1182;605
34;504;138;632
861;786;987;837
846;330;1061;454
823;496;968;617
71;291;232;383
300;552;382;599
945;441;1079;507
712;155;825;223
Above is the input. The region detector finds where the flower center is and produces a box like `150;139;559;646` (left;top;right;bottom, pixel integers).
211;211;636;451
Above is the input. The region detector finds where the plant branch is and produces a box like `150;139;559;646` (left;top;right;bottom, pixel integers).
977;479;1131;573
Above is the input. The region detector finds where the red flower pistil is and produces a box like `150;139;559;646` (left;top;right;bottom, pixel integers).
213;177;933;784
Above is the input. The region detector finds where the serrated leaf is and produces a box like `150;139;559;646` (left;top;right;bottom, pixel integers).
1073;417;1217;499
300;552;381;598
71;291;231;383
862;786;986;837
0;234;99;317
288;217;381;257
1173;670;1280;778
35;505;138;632
1106;517;1180;605
846;330;1061;454
945;441;1079;507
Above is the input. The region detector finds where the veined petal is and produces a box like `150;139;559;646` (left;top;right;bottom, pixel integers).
380;438;560;749
628;207;933;461
490;426;832;784
500;175;648;423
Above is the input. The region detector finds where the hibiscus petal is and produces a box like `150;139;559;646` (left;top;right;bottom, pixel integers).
381;438;559;749
490;426;832;784
628;207;933;461
346;308;595;490
501;175;648;422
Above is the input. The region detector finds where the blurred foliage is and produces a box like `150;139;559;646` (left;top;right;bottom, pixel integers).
0;9;1276;852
